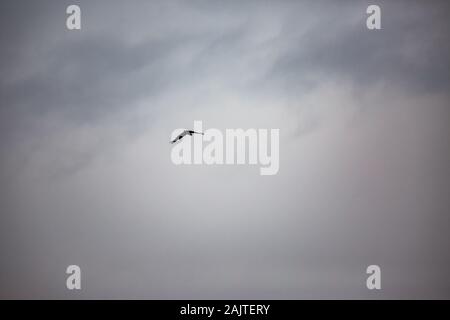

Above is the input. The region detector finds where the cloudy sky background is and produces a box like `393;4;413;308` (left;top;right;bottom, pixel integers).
1;0;449;298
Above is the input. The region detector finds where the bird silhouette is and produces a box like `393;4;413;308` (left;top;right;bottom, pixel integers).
170;130;204;144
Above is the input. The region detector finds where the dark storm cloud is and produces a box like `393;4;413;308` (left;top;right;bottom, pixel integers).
2;35;179;122
266;1;450;94
0;0;251;146
2;0;448;133
1;0;450;299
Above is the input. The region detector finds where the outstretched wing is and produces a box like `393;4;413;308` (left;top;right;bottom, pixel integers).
189;130;204;135
170;130;188;143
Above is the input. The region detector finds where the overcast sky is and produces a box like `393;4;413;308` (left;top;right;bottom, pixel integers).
1;0;449;299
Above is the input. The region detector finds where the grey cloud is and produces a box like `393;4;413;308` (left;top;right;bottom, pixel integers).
266;1;450;94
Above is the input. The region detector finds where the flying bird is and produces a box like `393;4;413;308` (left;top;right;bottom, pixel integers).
170;130;204;144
